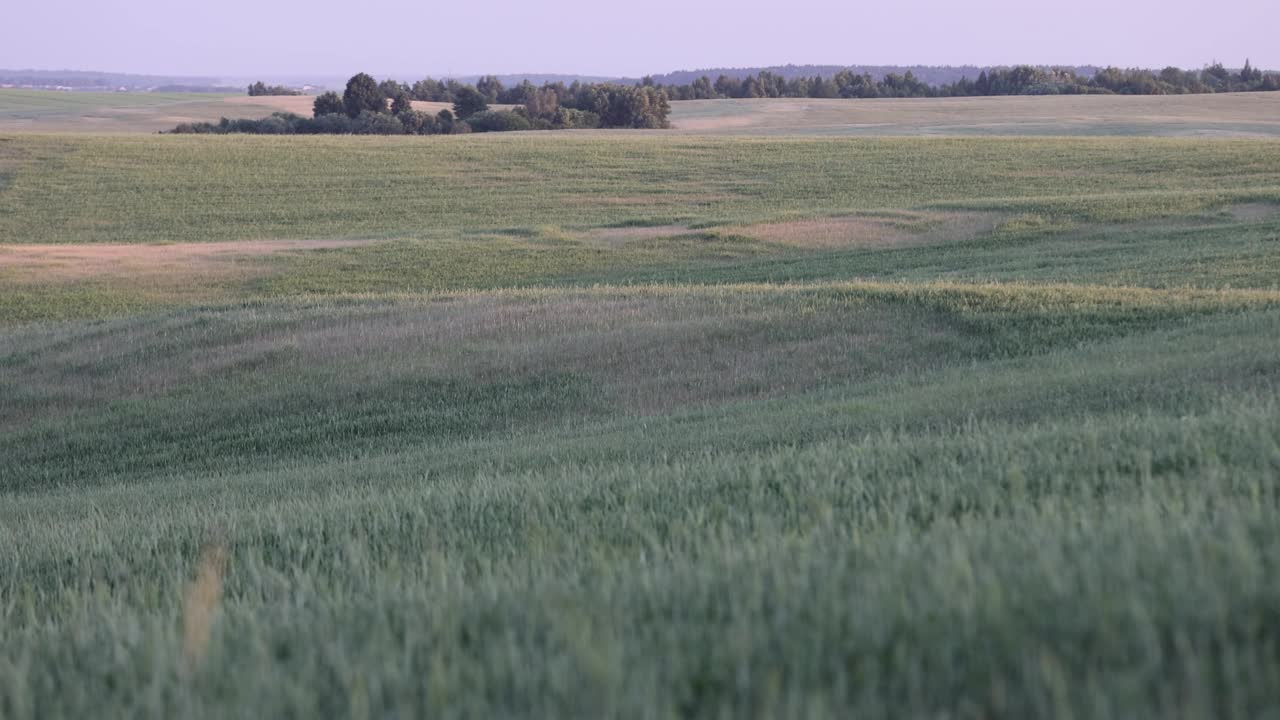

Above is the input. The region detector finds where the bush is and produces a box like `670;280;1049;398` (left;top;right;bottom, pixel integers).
396;110;437;135
253;115;296;134
466;110;532;133
351;110;406;135
309;113;356;134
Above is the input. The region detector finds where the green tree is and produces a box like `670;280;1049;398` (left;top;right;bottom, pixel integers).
312;92;345;117
452;87;489;119
525;87;560;119
343;73;385;118
476;76;504;103
390;92;413;115
378;79;406;99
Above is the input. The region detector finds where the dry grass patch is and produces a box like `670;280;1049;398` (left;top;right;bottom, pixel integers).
728;211;1000;249
585;224;691;245
669;93;1280;136
0;239;375;284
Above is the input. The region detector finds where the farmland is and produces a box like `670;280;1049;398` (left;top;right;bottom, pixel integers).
4;87;1280;136
3;94;1280;717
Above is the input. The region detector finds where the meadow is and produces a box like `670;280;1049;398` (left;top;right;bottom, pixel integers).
2;95;1280;717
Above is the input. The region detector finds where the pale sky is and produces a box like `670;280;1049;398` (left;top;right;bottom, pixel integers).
3;0;1277;80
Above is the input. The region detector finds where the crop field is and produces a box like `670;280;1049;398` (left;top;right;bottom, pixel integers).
674;92;1280;136
2;112;1280;716
5;87;1280;136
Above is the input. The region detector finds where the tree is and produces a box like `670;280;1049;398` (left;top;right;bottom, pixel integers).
411;77;444;101
379;79;406;99
525;87;560;119
343;73;385;118
452;86;488;119
476;76;505;103
713;75;740;98
586;85;671;129
248;81;267;96
390;92;413;115
1240;59;1262;84
313;92;345;117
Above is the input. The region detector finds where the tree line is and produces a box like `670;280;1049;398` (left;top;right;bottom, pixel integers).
247;81;302;96
176;73;670;135
654;60;1279;99
371;60;1277;103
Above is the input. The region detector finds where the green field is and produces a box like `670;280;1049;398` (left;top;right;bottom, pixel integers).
3;111;1280;716
673;92;1280;136
4;88;1280;136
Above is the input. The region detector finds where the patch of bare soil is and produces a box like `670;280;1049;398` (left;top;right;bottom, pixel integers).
730;211;1000;249
585;225;690;245
221;95;318;115
0;239;370;283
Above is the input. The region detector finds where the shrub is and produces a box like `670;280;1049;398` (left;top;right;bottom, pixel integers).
351;110;406;135
465;111;533;133
309;113;356;134
396;110;437;135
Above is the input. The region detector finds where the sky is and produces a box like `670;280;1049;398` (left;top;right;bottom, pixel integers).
2;0;1278;80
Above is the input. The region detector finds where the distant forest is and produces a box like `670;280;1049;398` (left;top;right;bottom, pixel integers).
343;60;1280;115
170;60;1278;136
411;60;1278;104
